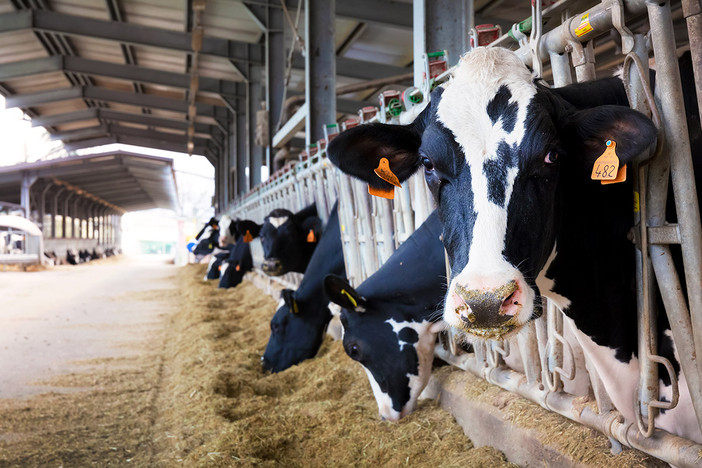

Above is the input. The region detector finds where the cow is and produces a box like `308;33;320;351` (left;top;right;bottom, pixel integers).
324;211;445;422
258;204;322;276
66;249;78;265
218;220;261;289
327;47;702;441
261;201;346;373
204;247;232;280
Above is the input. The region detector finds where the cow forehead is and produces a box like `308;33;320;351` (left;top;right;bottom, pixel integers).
267;216;289;229
437;48;536;158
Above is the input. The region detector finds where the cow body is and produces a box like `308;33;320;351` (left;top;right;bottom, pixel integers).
204;246;232;280
262;202;346;372
258;204;322;276
218;222;261;289
328;47;701;441
324;211;445;421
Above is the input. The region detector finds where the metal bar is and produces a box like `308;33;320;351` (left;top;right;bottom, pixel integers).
304;0;335;145
272;102;306;148
647;0;702;432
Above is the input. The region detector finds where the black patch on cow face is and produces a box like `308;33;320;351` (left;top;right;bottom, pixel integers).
483;141;519;207
487;85;518;133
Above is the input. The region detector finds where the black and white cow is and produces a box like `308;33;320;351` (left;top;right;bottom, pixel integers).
204;247;232;280
218;220;261;289
324;211;445;422
66;249;77;265
328;47;701;441
258;204;322;276
261;201;346;373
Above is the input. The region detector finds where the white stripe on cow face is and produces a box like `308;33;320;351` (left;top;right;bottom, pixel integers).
268;216;289;229
437;48;539;337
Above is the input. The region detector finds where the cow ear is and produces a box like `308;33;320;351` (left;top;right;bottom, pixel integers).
560;105;657;166
236;220;262;241
301;216;322;243
324;275;366;311
281;289;299;314
327;120;426;193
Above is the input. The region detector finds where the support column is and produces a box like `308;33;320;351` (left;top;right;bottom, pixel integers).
63;193;74;239
426;0;473;66
237;108;249;194
72;197;81;239
20;172;37;219
268;3;285;170
249;64;264;188
51;188;64;239
305;0;336;145
39;183;53;236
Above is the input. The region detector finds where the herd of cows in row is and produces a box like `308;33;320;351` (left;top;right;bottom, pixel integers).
195;47;702;444
46;247;120;265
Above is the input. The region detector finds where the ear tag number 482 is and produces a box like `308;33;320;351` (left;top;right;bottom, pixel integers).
591;139;626;184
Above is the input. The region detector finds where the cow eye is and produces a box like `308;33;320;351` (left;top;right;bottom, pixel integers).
347;343;361;360
545;151;558;164
421;156;434;171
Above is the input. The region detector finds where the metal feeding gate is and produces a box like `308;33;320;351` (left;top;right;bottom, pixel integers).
228;0;702;465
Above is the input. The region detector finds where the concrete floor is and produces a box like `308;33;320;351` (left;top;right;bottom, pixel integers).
0;255;176;398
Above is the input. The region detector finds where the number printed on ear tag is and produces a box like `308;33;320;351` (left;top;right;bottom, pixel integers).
591;139;620;181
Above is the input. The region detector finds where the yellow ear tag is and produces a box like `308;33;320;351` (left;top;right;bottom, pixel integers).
307;229;316;243
243;230;253;243
591;140;620;181
601;163;627;185
340;289;358;308
291;300;299;314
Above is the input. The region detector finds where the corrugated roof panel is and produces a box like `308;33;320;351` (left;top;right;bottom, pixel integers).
119;122;148;130
0;0;15;14
70;36;125;64
335;19;359;50
4;72;72;94
33;99;88;115
91;76;135;92
55;119;101;132
131;45;186;73
150;109;186;120
343;24;413;66
195;91;225;107
154;127;183;136
201;0;261;42
121;0;185;32
49;0;110;20
0;31;47;64
104;102;145;114
198;55;242;82
141;84;185;100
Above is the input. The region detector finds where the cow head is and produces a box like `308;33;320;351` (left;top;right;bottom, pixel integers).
328;47;656;340
324;275;438;422
261;288;330;372
259;206;322;276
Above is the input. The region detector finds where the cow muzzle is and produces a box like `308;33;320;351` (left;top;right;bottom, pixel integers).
261;258;283;276
447;280;524;339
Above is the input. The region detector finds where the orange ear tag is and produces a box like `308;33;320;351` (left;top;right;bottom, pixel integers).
243;230;253;243
368;157;401;199
601;164;627;185
218;265;222;272
235;264;241;271
591;140;620;182
307;229;316;243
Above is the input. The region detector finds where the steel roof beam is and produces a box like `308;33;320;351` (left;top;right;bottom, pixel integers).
291;54;410;81
6;86;217;116
0;56;245;97
32;108;218;137
63;135;207;154
0;10;263;65
53;124;209;146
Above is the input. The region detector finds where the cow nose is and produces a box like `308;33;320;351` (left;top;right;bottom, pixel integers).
262;258;283;276
452;280;519;330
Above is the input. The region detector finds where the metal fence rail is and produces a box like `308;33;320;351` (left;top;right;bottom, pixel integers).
227;0;702;464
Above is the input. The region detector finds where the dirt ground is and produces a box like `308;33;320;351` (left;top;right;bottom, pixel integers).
0;260;516;467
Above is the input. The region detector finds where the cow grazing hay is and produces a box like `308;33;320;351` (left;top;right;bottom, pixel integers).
153;264;516;467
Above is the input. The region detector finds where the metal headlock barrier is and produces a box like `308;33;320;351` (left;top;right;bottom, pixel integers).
228;0;702;465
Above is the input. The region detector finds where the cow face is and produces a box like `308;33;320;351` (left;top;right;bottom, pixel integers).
325;275;437;422
327;47;656;340
259;207;321;276
261;289;330;372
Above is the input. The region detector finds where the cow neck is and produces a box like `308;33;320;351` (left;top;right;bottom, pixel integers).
294;204;346;308
548;148;638;362
356;211;445;320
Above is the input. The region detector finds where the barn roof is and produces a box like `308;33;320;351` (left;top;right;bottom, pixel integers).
0;150;179;213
